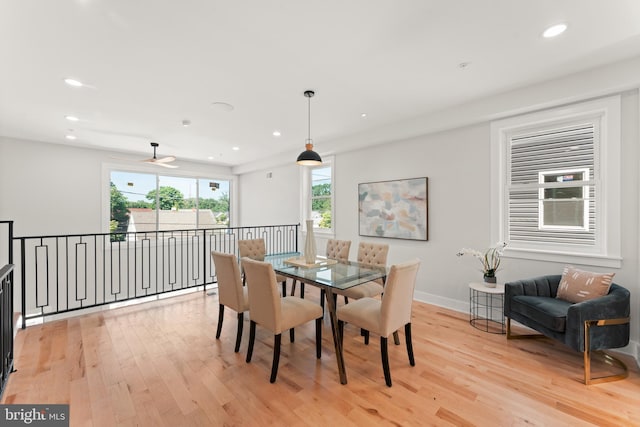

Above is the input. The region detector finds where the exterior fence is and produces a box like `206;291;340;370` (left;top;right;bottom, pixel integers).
0;220;15;398
15;224;299;328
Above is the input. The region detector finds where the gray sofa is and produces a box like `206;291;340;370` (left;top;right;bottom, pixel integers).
504;274;630;384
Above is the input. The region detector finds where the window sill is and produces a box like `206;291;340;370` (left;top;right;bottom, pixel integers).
306;229;335;238
503;247;622;269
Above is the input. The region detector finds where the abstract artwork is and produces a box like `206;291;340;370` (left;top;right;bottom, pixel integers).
358;177;428;241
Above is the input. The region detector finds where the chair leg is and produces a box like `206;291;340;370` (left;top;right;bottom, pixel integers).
344;296;349;304
315;317;322;359
393;330;401;345
363;329;370;345
216;304;224;339
405;323;415;366
290;327;295;343
270;334;282;383
381;336;392;387
234;312;244;353
281;280;287;297
246;320;256;363
338;320;344;346
320;289;325;313
291;281;306;298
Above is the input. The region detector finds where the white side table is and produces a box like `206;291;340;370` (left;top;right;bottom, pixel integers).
469;282;505;334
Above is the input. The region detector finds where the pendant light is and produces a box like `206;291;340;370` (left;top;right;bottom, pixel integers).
296;90;322;165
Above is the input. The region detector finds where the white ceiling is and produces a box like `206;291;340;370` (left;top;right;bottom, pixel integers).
2;0;640;171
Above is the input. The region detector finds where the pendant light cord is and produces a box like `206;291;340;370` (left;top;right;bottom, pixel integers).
307;93;311;143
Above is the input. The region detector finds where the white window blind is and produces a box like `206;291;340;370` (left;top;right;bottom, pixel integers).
508;123;597;246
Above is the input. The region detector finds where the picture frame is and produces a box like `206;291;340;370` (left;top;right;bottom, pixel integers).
358;177;428;241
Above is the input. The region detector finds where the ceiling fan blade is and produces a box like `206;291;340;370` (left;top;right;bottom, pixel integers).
154;156;176;163
155;162;178;169
141;158;179;168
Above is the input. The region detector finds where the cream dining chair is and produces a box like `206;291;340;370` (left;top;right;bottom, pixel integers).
319;239;352;311
334;241;388;302
242;257;323;383
211;251;250;353
331;241;390;344
337;258;421;387
238;238;289;296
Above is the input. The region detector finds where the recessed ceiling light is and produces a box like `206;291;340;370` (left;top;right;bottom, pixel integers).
182;119;191;127
232;146;240;151
207;156;214;160
65;115;79;122
543;23;567;38
64;78;83;87
272;130;281;137
361;113;367;118
65;134;77;140
211;102;234;112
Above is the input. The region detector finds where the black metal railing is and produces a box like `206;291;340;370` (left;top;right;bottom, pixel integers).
15;224;299;327
0;220;15;398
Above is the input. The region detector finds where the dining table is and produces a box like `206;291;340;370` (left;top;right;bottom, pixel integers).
263;252;387;385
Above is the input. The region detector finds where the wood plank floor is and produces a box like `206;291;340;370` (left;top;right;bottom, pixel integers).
3;288;639;426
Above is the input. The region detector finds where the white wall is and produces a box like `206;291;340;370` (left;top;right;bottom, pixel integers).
238;163;300;227
0;137;235;236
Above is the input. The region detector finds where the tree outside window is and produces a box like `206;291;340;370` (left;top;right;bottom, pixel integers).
310;166;332;229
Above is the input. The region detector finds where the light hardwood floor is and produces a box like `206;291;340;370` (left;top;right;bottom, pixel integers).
3;288;639;426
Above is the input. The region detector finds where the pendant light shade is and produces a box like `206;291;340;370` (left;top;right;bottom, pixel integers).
296;90;322;165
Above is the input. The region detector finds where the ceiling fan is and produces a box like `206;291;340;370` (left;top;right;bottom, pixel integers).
143;142;178;168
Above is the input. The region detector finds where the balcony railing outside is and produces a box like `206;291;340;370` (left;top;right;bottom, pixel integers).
15;224;299;327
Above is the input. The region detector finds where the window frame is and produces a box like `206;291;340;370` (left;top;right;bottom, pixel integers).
103;163;236;234
490;95;621;268
301;156;335;235
537;167;590;231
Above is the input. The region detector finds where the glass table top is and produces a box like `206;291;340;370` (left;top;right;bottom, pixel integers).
263;252;386;290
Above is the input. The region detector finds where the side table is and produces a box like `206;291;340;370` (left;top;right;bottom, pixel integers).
469;282;505;334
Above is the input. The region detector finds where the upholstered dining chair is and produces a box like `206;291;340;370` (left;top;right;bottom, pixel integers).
333;241;390;344
337;258;420;387
211;251;250;353
335;241;388;301
238;238;288;297
242;257;323;383
319;239;352;310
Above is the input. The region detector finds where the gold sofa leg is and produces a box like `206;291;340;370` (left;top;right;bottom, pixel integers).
583;318;629;385
506;317;545;340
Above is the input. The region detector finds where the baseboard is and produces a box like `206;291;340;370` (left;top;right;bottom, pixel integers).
413;290;640;369
413;290;468;314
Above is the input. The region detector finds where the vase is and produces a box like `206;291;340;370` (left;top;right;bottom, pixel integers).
304;219;317;264
483;275;497;288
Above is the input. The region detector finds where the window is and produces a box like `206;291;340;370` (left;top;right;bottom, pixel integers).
538;168;589;230
311;166;332;229
302;157;334;233
109;170;231;236
491;96;621;267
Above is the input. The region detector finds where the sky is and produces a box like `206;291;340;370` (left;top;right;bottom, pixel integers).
111;170;230;202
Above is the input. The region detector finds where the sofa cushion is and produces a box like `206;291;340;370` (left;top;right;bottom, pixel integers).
556;266;614;303
511;295;572;332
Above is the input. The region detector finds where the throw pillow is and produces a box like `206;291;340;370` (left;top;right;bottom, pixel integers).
556;266;614;303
